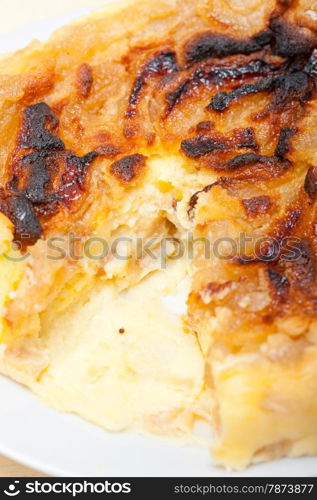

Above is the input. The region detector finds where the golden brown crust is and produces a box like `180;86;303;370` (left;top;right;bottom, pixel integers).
76;63;94;99
0;0;316;356
110;154;147;184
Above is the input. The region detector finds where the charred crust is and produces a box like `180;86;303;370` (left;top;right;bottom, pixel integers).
188;181;218;218
19;152;53;204
273;208;302;241
209;91;230;112
305;50;317;81
95;143;121;158
145;50;179;74
181;128;258;160
242;195;272;216
233;127;258;150
165;59;276;116
275;127;297;157
0;103;98;244
76;63;93;98
304;167;317;200
127;50;179;118
221;153;290;173
266;268;290;303
1;11;317;266
183;30;273;67
270;72;310;111
208;72;309;112
181;135;228;158
234;238;281;265
196;121;213;132
4;195;43;244
58;151;98;205
18;102;64;151
127;77;143;118
270;18;317;58
284;239;315;291
234;208;302;266
208;78;275;111
165;79;191;116
110;154;146;183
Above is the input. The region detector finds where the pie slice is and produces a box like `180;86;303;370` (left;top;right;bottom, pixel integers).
1;0;317;470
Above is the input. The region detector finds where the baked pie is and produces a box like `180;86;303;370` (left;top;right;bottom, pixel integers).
0;0;317;470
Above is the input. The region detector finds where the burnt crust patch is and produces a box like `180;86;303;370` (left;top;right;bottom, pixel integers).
208;72;310;112
233;208;302;266
181;128;258;159
196;121;213;132
224;153;281;171
233;127;258;150
76;63;93;98
127;50;179;118
242;196;272;217
270;18;317;58
18;102;64;151
165;58;277;116
181;134;228;158
220;153;290;174
183;29;273;67
0;102;98;244
110;154;146;183
183;19;316;69
275;127;297;157
304;167;317;200
284;238;315;292
58;151;98;205
95;143;121;158
306;49;317;81
0;194;43;244
17;152;53;204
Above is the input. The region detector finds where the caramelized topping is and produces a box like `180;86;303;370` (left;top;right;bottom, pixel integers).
270;18;317;58
181;128;258;159
1;195;43;244
127;50;179;118
18;102;64;151
110;154;146;183
183;30;272;67
304;167;317;200
209;72;310;112
221;153;290;174
242;196;272;216
165;58;277;116
275;128;297;157
181;135;228;158
76;63;94;98
0;103;97;244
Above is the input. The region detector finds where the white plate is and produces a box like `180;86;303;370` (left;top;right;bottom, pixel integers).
0;6;316;477
1;375;317;477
